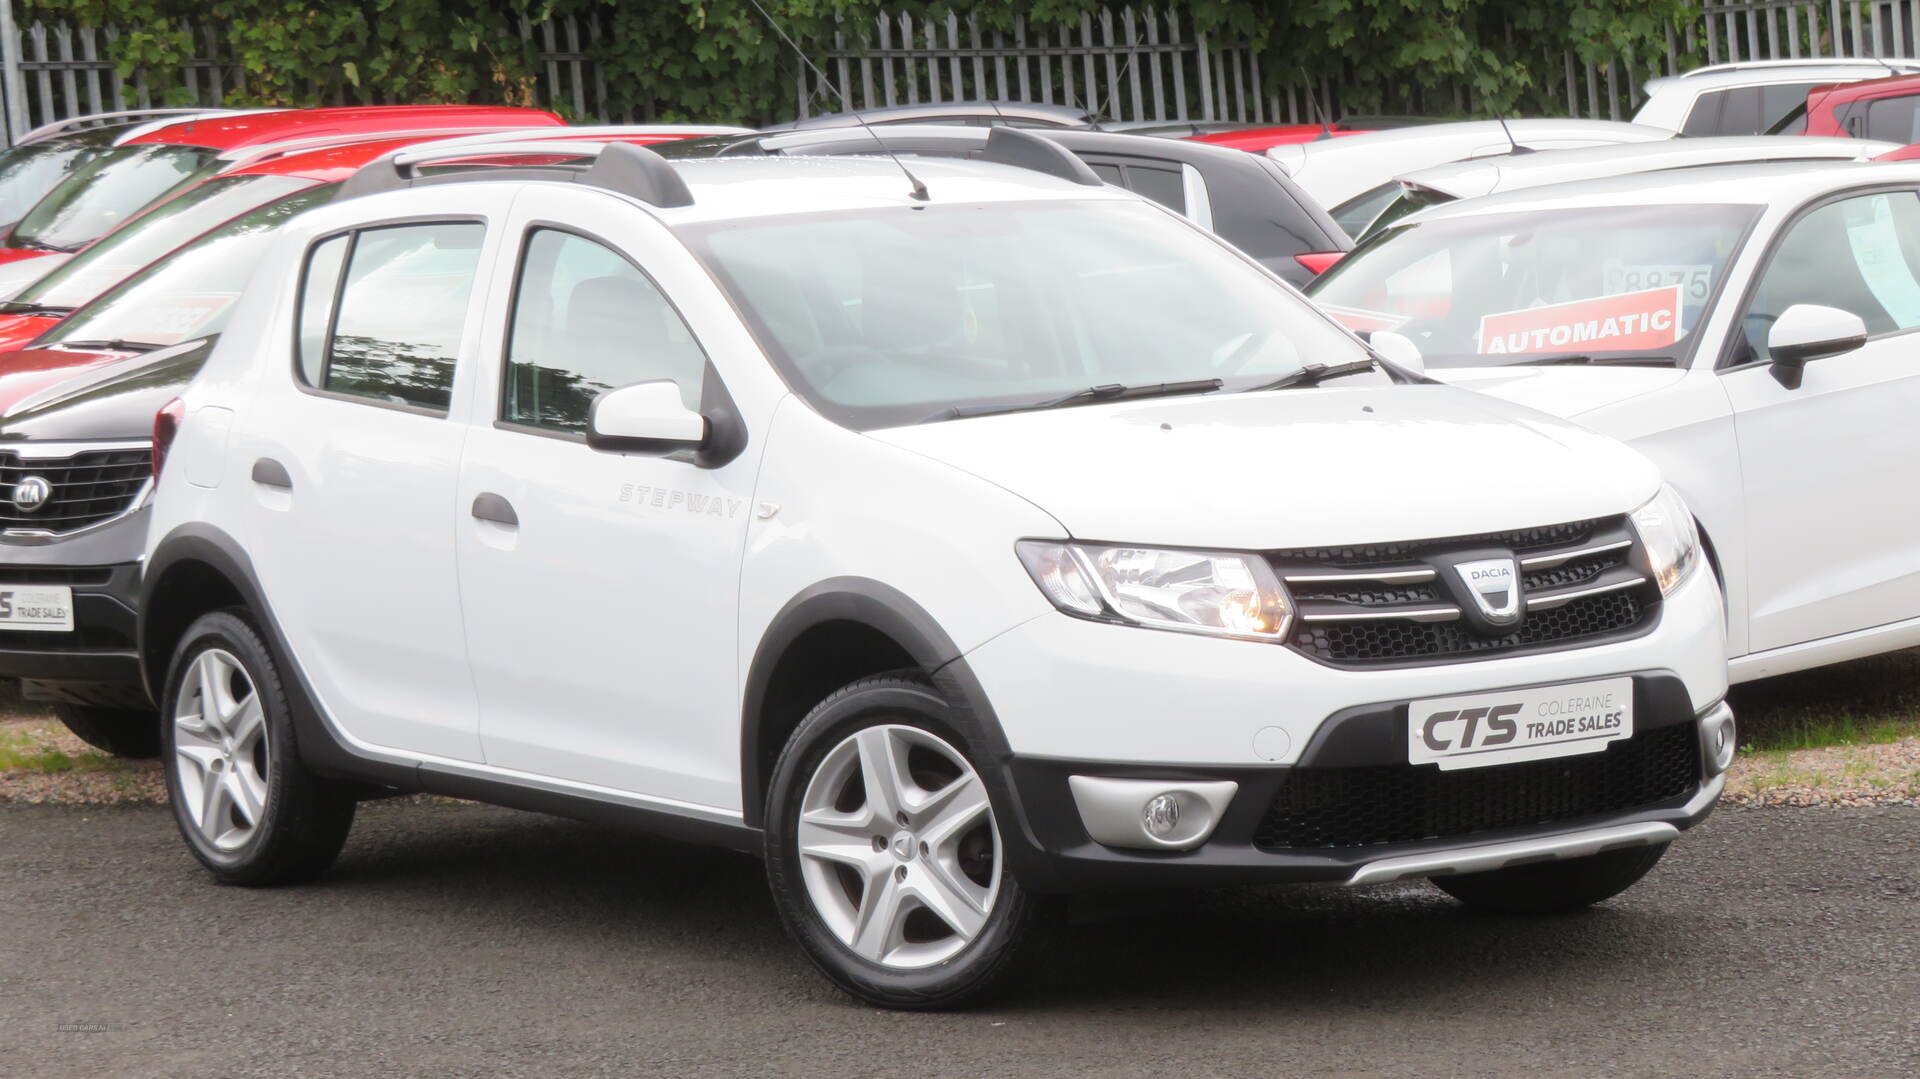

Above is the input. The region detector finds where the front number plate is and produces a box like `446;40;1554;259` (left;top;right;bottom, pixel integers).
1409;677;1633;771
0;585;74;632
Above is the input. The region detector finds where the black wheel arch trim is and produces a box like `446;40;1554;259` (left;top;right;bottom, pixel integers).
739;577;1022;830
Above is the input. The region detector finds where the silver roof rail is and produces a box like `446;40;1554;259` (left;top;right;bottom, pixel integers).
111;108;278;145
212;125;570;168
1678;57;1920;79
16;107;243;146
981;126;1102;186
336;137;694;207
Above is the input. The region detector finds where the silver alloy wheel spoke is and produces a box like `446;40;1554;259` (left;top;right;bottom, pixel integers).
795;723;1002;970
171;648;268;853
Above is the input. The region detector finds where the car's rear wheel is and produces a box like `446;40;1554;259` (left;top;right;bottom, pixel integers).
1431;843;1669;914
764;675;1038;1009
51;702;160;759
162;609;355;886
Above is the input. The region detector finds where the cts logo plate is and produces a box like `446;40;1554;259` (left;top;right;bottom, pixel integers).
1454;556;1521;625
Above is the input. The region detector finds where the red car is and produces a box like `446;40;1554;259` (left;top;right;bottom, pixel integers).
1771;72;1920;140
0;104;566;294
1184;123;1371;152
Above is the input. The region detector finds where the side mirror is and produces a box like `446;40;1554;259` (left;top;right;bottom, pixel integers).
1368;329;1425;377
587;380;706;455
1767;303;1867;389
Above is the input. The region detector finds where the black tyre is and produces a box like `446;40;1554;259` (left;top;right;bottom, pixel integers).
160;609;355;886
1432;843;1669;914
764;675;1039;1010
52;702;161;759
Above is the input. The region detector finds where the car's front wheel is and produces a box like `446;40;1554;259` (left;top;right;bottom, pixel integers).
161;609;356;886
51;702;160;759
1431;843;1669;914
763;675;1039;1009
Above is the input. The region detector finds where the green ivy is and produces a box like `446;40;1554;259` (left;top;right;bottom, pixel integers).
15;1;1705;123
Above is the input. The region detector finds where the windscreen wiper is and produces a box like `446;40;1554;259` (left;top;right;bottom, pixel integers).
53;338;165;353
1505;353;1676;367
1241;359;1378;392
10;237;74;254
0;302;75;317
934;378;1224;421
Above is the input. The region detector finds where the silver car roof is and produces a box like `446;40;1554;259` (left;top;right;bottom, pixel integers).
1397;135;1898;200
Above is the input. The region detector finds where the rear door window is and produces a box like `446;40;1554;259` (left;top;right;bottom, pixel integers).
297;221;485;413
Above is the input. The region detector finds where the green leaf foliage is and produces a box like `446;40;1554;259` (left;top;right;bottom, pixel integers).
14;1;1705;123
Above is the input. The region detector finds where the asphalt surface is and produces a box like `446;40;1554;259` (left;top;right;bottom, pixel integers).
2;802;1916;1078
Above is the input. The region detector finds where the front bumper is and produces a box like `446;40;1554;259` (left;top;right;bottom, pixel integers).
987;675;1727;893
0;560;144;705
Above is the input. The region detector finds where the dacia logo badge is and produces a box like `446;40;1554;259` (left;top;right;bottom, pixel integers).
1454;556;1522;625
11;475;51;513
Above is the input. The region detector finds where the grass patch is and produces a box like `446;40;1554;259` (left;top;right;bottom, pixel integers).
1728;649;1920;752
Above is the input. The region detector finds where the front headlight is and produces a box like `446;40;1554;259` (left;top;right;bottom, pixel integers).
1015;540;1293;640
1629;484;1701;595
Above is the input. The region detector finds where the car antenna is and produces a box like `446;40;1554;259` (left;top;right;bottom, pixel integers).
745;0;928;201
1496;114;1534;155
1304;83;1338;141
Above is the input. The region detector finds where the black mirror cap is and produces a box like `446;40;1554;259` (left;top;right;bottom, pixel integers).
1768;331;1867;389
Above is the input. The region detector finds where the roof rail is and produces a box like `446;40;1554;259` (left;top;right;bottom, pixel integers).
1679;57;1920;79
16;107;240;146
111;108;276;145
214;125;566;168
981;126;1103;186
336;136;695;207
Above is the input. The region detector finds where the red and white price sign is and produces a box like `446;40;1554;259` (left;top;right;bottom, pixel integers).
1477;285;1682;355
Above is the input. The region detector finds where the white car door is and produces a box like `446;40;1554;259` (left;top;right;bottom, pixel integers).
237;209;502;761
453;187;767;812
1720;187;1920;652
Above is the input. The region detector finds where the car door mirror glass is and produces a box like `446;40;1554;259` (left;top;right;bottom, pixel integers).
1367;329;1426;377
587;379;708;454
1766;303;1868;386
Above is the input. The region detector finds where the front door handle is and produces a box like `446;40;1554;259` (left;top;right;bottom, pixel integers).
471;492;518;527
251;458;292;490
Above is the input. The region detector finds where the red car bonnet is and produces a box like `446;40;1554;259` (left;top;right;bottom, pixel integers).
0;344;131;412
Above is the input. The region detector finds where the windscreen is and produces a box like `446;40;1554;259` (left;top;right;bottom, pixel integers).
681;199;1369;429
9;144;215;252
12;173;313;311
0;141;99;226
1307;203;1758;367
38;183;337;350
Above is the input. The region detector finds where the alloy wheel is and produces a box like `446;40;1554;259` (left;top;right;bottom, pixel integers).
795;724;1001;969
171;648;269;852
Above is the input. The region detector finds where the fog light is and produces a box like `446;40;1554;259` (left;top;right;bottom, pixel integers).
1700;702;1737;776
1068;776;1238;851
1142;793;1181;838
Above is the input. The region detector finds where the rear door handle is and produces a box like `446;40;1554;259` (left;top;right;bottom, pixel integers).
251;458;292;490
471;492;518;527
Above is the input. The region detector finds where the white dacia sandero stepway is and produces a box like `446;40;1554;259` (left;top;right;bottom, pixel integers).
136;130;1733;1008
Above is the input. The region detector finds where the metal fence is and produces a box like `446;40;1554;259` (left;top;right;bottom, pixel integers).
12;1;1920;146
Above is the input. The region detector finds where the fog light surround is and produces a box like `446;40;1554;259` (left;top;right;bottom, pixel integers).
1068;776;1238;851
1699;701;1737;776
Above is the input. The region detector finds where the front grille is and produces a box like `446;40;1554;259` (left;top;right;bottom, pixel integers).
1253;723;1700;851
0;449;151;534
1275;516;1657;667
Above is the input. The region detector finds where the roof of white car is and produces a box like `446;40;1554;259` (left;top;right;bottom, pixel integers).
1397;135;1898;199
1640;60;1920;97
1400;158;1920;224
656;154;1130;222
1265;119;1671;203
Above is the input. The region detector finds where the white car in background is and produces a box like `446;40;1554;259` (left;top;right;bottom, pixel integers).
1265;119;1672;237
1309;161;1920;682
1353;135;1896;238
1634;59;1920;135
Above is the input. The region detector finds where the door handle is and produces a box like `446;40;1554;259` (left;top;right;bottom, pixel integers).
471;492;518;527
251;458;292;490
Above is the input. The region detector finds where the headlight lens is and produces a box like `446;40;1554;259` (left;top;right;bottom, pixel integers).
1629;484;1701;595
1015;540;1293;640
